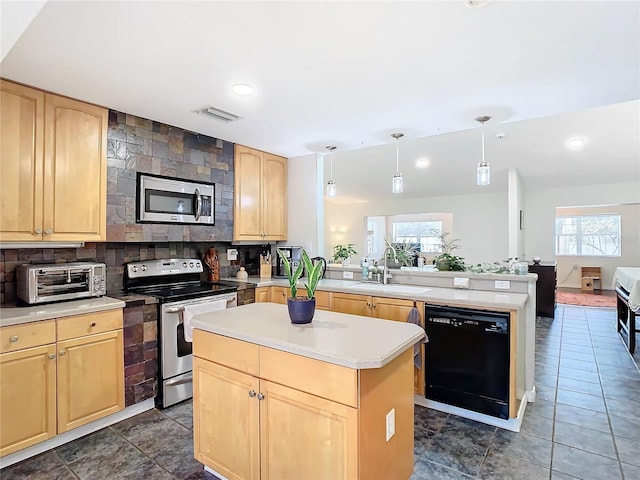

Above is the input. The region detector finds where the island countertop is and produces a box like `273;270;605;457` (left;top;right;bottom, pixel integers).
189;302;426;369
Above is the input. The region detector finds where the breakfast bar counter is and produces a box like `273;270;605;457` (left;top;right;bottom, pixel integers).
190;303;425;480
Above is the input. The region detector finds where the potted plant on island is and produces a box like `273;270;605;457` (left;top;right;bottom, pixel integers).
276;248;324;324
333;243;357;266
433;231;467;271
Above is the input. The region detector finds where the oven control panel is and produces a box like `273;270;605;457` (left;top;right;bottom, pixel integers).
127;258;203;278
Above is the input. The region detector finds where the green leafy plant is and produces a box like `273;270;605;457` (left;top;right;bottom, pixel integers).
333;243;357;262
433;231;467;271
384;239;419;267
276;248;323;299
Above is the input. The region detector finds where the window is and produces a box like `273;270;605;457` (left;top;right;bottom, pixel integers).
555;214;621;256
391;221;443;253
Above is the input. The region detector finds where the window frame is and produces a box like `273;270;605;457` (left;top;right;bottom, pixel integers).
555;214;621;257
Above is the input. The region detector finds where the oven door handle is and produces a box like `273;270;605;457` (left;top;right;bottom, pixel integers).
164;297;236;314
194;188;202;221
165;373;193;387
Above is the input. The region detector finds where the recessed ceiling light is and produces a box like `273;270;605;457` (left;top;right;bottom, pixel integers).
415;158;430;169
464;0;492;8
567;138;585;149
232;84;254;95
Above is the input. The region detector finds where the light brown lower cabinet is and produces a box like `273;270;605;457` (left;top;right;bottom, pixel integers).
193;330;413;480
255;287;330;311
0;309;124;457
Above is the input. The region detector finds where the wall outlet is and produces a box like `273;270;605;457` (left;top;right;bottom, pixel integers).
226;248;238;261
453;277;470;289
385;408;395;442
343;271;354;279
495;280;511;290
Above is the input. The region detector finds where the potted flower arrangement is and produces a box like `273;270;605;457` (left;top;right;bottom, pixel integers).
433;231;467;271
384;239;419;267
333;243;357;266
276;248;324;324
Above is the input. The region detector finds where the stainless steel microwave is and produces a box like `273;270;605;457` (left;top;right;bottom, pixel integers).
136;173;214;225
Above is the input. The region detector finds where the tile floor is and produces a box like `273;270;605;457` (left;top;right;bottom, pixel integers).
2;304;639;480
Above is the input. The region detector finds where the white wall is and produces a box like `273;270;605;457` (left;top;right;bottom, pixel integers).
525;182;640;290
285;153;324;256
324;191;509;266
508;168;526;260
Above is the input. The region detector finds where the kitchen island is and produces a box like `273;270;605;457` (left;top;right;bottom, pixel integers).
190;302;425;480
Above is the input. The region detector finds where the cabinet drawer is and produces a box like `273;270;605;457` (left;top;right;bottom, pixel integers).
0;320;56;353
57;309;123;341
259;346;358;407
193;330;260;376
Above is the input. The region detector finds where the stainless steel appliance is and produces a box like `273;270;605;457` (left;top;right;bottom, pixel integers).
16;262;106;305
124;258;237;408
424;304;510;419
136;172;214;225
275;246;303;277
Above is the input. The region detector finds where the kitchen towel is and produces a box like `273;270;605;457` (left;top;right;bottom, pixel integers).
407;306;428;369
183;298;228;342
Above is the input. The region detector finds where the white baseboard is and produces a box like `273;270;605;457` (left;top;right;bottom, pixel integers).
413;391;534;433
205;465;229;479
0;399;155;469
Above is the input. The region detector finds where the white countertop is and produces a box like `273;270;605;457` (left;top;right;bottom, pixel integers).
190;302;426;369
226;277;528;310
0;297;126;327
614;267;640;311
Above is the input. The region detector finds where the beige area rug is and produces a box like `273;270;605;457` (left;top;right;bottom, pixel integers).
556;291;616;307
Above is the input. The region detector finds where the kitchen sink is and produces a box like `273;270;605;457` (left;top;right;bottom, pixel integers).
347;283;431;295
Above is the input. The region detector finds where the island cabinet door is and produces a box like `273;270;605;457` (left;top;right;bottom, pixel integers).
259;379;358;480
193;357;260;480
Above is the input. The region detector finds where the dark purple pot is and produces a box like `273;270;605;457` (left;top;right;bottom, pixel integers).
287;297;316;324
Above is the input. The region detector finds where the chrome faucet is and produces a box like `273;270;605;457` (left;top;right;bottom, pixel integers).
382;246;397;284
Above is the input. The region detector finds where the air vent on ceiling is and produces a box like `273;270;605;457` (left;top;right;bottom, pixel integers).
196;106;241;123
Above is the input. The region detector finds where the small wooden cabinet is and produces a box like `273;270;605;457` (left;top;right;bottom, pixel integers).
331;292;425;395
0;309;124;456
233;145;287;242
255;287;271;303
0;80;108;242
529;263;556;318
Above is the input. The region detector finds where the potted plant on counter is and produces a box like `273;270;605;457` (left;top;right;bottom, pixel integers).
333;243;357;266
276;248;324;324
433;231;467;271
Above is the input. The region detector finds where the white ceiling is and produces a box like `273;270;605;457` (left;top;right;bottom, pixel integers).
1;1;639;200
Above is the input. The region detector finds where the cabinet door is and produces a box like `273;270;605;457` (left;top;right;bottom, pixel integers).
315;290;331;310
0;344;57;456
234;145;263;241
372;296;415;322
43;94;107;241
57;329;124;433
262;153;287;240
271;286;288;304
0;80;44;241
255;287;271;303
330;292;371;316
260;379;358;480
193;357;260;480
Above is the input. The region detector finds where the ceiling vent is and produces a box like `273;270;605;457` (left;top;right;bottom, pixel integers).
196;106;241;123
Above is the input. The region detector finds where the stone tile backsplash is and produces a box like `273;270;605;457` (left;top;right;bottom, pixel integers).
106;110;234;243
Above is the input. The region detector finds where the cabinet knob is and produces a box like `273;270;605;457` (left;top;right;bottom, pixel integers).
35;228;42;234
372;303;376;309
48;353;56;360
59;350;66;356
44;229;52;235
249;390;256;397
10;335;19;343
282;291;286;297
257;393;265;400
90;322;97;327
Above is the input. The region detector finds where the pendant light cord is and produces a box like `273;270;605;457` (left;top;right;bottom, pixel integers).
396;138;400;172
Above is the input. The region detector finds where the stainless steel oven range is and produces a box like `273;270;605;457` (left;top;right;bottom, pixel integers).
124;258;237;408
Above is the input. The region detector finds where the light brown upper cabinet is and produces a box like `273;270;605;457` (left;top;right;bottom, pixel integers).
234;145;287;241
0;80;108;242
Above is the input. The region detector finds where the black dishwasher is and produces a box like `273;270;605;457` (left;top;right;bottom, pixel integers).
424;304;510;419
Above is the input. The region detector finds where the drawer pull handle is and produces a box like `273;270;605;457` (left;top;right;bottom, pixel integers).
257;392;264;400
48;354;56;359
90;322;97;327
59;350;66;356
249;390;256;397
10;336;19;343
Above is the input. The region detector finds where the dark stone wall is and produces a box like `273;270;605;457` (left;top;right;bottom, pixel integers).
106;110;234;242
123;303;158;407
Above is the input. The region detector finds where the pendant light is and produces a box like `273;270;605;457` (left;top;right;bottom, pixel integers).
391;133;404;193
325;145;337;197
475;115;491;186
